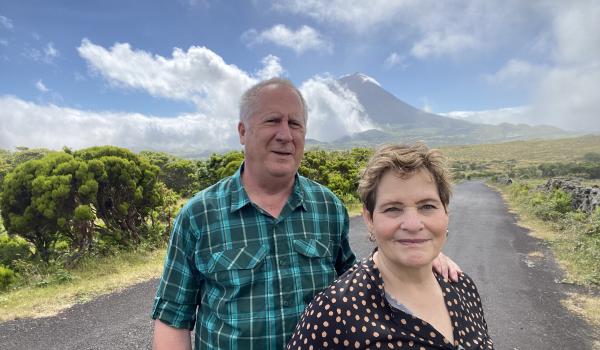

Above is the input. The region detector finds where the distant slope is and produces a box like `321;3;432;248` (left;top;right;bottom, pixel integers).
338;73;473;129
441;134;600;163
316;73;575;149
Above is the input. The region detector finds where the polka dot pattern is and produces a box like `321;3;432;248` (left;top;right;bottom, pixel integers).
286;252;494;349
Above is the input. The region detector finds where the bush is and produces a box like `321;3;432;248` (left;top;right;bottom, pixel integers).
0;264;16;290
0;233;32;268
548;189;572;214
584;208;600;236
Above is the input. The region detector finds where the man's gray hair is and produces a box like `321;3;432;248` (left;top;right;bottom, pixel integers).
239;78;308;125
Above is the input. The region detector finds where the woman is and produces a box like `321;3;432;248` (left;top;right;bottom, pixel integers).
287;143;493;350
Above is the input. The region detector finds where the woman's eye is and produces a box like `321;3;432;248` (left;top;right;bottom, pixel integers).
421;204;437;210
383;207;401;213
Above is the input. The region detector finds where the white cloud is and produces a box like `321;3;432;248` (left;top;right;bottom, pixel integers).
529;63;600;132
2;40;375;153
271;0;531;59
300;76;375;142
44;42;59;59
483;1;600;132
22;42;60;63
0;39;8;46
384;52;406;69
77;38;256;122
532;0;600;132
243;24;331;54
441;107;531;126
35;80;49;92
420;97;432;113
410;32;478;59
552;0;600;65
0;96;236;153
0;15;13;30
271;0;408;33
255;55;285;80
485;59;548;86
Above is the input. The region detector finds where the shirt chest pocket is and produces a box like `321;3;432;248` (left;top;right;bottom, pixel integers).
205;245;269;287
293;238;336;301
293;238;331;258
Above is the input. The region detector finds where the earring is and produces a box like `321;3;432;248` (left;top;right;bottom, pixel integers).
446;228;449;238
368;230;376;242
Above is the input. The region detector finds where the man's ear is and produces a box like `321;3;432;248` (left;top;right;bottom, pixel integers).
238;121;246;145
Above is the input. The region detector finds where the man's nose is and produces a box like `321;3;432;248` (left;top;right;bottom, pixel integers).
275;122;293;141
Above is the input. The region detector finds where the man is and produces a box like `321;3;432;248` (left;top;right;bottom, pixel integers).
152;78;460;349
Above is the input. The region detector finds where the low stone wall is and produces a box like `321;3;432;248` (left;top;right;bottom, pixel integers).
540;178;600;214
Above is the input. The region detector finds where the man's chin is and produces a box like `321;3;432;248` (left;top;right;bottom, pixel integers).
266;164;297;178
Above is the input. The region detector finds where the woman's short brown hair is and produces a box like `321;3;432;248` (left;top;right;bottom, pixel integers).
357;142;452;216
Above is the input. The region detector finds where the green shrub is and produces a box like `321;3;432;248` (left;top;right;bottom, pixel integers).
0;233;32;268
52;269;76;284
549;189;572;214
0;264;16;290
509;183;530;198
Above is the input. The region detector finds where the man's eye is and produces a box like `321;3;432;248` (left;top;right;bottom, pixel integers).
421;204;437;210
383;207;401;213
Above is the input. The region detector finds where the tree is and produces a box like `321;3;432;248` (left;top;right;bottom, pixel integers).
140;151;199;196
197;151;244;190
0;153;96;262
163;159;198;196
75;146;161;245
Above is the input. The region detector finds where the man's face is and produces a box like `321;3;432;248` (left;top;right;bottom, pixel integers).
239;84;306;182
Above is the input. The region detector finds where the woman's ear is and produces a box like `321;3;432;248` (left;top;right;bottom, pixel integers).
361;207;373;232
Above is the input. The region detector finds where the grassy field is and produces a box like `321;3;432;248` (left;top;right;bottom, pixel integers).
0;247;165;321
441;134;600;164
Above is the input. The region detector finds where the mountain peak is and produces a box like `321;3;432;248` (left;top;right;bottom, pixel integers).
339;72;381;87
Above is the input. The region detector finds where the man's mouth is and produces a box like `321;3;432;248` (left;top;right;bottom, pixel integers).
272;150;293;156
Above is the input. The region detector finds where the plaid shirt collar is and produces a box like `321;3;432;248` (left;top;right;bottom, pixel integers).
229;163;308;214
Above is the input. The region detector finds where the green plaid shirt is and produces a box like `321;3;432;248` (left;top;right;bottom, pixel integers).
152;166;356;349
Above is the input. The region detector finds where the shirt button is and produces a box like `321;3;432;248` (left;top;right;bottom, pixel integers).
282;300;289;307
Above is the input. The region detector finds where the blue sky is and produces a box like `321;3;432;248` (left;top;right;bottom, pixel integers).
1;0;599;154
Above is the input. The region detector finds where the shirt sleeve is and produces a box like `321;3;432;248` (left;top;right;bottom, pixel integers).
151;205;203;330
286;293;346;350
335;206;357;276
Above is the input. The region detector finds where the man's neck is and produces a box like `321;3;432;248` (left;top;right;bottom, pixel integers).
241;169;296;218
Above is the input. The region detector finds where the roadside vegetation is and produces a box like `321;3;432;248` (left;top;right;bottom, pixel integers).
0;145;372;319
445;135;600;327
0;135;598;323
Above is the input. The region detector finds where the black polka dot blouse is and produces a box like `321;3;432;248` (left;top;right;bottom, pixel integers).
287;251;494;349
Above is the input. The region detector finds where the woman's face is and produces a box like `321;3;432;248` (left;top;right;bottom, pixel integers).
363;169;449;269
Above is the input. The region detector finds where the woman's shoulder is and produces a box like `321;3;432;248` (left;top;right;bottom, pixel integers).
456;272;481;293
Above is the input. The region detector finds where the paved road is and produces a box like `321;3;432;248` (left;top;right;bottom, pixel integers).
0;181;597;349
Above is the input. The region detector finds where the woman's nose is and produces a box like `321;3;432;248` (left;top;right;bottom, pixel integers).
400;209;424;232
